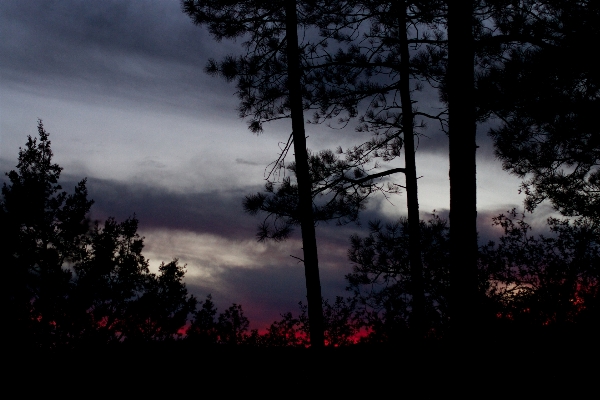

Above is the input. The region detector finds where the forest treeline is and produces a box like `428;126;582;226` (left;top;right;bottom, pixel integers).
2;121;599;350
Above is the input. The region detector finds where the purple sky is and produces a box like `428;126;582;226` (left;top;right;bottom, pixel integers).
0;0;552;330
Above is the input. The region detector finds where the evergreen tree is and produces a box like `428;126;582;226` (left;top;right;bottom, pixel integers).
187;297;251;346
478;1;600;223
262;312;305;347
182;0;326;346
481;211;600;329
71;217;197;345
71;216;151;344
116;259;198;342
245;0;449;336
299;296;358;346
1;120;92;347
217;303;250;345
347;215;450;341
187;294;220;344
447;0;479;340
1;121;197;348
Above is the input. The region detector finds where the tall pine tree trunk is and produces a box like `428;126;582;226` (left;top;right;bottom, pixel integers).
284;0;325;348
398;2;426;338
448;2;479;340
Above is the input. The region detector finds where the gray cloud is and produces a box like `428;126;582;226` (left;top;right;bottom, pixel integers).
0;0;240;117
79;176;259;240
68;174;386;242
79;172;526;247
1;0;501;160
2;0;209;72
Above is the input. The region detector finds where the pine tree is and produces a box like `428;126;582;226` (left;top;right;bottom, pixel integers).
1;121;197;348
447;0;479;340
478;0;600;224
245;0;448;337
1;120;93;347
182;0;326;347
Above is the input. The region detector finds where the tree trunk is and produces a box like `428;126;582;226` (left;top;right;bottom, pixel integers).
448;2;479;340
398;2;426;338
284;0;325;348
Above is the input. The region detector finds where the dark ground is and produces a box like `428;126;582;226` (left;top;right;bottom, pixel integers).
5;331;598;397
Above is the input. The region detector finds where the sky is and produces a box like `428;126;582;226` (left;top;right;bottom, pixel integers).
0;0;545;331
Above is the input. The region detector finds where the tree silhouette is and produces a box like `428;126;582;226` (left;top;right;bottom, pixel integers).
245;0;449;337
481;211;600;329
478;1;600;223
1;120;93;347
1;121;197;348
72;217;197;346
217;303;250;345
182;0;326;347
345;209;600;341
243;149;397;241
299;296;358;346
262;311;305;347
347;215;450;341
124;259;198;342
187;294;220;345
187;297;255;345
446;0;480;340
70;216;151;344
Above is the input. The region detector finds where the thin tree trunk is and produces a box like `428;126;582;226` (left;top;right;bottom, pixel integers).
448;2;479;340
284;0;325;348
398;2;426;338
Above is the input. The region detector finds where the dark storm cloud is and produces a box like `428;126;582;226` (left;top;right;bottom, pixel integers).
77;175;260;240
73;175;379;331
1;166;239;236
80;173;391;243
0;0;238;115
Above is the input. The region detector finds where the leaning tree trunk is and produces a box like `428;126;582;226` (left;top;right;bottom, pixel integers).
284;0;325;348
447;1;479;340
398;2;426;338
